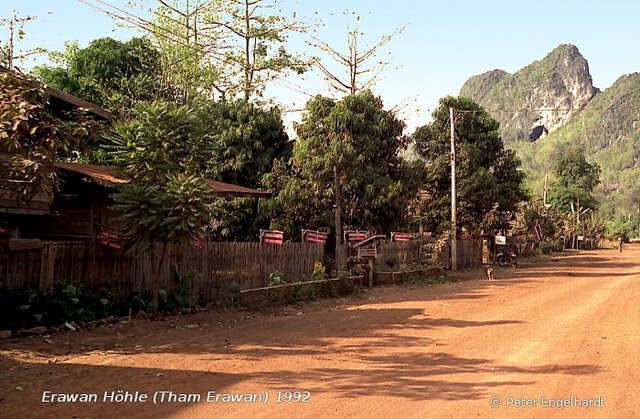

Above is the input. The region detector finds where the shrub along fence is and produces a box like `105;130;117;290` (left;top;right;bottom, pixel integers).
1;241;325;304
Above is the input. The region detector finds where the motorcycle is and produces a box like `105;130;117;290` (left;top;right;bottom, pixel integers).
496;247;518;268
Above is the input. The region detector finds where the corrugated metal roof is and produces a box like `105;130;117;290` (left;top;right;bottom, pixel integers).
205;179;271;198
46;85;111;119
0;65;111;119
56;162;271;198
54;162;129;188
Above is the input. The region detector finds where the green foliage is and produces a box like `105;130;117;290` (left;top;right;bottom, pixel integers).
546;149;600;215
208;197;260;241
555;149;601;192
268;271;286;287
113;174;213;252
0;42;10;67
0;282;113;331
105;101;210;179
148;1;223;103
0;278;202;332
201;100;291;188
311;260;327;281
547;186;598;214
411;96;528;234
263;90;420;238
607;213;640;238
34;37;165;117
147;0;310;102
465;49;640;226
107;101;215;317
228;282;241;306
154;267;199;312
106;99;289;242
196;100;290;241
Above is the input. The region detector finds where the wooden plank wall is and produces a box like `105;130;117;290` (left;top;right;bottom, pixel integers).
2;241;324;304
374;242;423;271
456;239;483;268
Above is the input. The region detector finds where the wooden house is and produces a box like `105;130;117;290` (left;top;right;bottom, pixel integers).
1;67;271;242
16;162;271;241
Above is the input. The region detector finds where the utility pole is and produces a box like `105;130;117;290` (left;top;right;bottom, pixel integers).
450;106;457;271
543;174;548;206
334;164;343;269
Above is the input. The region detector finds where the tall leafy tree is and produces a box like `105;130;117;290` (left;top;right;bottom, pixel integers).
548;149;600;214
0;70;98;204
197;99;292;242
201;99;290;188
412;96;527;234
108;102;213;317
262;90;421;240
34;37;164;116
555;148;601;191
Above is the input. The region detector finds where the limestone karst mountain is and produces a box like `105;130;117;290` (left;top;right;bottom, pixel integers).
460;44;640;218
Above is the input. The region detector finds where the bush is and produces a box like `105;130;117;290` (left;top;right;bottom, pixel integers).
312;261;327;281
0;276;201;333
268;271;285;286
0;282;113;331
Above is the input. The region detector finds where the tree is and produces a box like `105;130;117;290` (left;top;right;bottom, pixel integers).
34;37;164;117
74;0;309;103
411;96;528;234
108;102;213;317
262;90;421;241
208;0;311;101
146;0;224;103
0;42;9;67
548;149;600;214
200;99;290;188
0;13;46;70
555;149;601;192
0;70;97;205
193;99;292;241
310;13;403;96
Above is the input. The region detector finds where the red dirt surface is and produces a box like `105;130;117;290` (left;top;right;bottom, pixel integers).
1;245;639;418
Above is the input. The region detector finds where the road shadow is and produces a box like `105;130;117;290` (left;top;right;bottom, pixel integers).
0;246;619;415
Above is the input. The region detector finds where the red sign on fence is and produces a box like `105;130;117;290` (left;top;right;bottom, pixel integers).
191;236;207;250
302;229;328;244
97;229;124;250
344;230;368;242
390;232;412;242
260;229;284;245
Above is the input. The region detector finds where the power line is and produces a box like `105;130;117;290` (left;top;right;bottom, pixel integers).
76;0;211;53
441;105;640;114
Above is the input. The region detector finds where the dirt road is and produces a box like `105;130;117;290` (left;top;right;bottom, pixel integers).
1;245;639;418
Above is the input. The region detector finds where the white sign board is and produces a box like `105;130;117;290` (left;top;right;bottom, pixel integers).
577;235;584;241
495;235;507;245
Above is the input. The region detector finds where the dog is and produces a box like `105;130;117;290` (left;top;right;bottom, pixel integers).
485;265;495;281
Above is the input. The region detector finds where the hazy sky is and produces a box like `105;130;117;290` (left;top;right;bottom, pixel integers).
4;0;639;132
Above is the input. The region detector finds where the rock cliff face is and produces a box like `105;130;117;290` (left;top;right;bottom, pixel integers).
459;45;640;218
460;44;599;142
